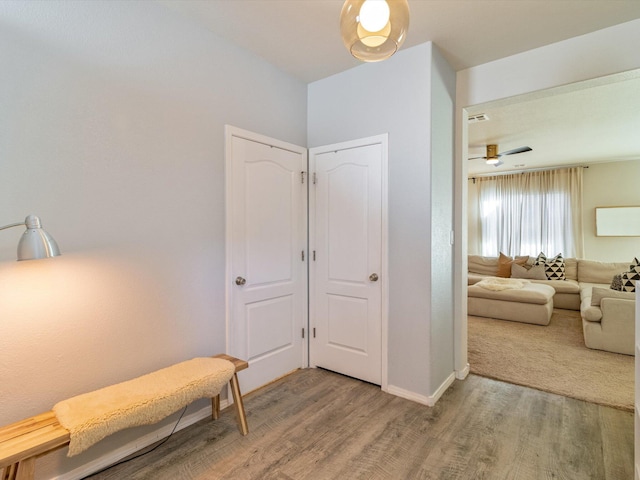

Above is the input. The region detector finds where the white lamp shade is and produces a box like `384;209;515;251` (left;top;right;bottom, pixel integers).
16;215;61;261
340;0;410;62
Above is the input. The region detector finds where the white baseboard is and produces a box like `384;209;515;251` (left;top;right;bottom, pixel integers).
386;384;432;406
54;400;229;480
387;372;456;407
429;372;456;405
456;363;470;380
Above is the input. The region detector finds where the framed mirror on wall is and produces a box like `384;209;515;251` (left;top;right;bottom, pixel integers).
596;206;640;236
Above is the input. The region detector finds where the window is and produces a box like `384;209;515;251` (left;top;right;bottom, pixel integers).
477;167;583;258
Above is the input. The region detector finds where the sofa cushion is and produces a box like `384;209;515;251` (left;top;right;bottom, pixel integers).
564;258;578;281
468;282;555;305
533;278;580;294
511;263;547;280
578;259;629;284
579;282;608;322
579;282;602;298
468;255;499;276
591;286;635;306
582;305;604;322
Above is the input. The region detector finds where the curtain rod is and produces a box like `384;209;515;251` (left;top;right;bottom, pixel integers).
469;165;589;183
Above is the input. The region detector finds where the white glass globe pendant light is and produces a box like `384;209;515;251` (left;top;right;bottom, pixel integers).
340;0;410;62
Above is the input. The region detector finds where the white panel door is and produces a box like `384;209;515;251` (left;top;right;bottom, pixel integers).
226;127;307;394
310;136;387;385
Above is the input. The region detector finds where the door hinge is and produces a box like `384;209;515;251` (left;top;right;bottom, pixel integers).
313;172;317;185
313;327;316;338
301;250;305;261
313;250;316;261
302;328;305;339
301;171;305;184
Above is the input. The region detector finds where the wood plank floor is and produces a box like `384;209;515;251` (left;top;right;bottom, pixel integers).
87;369;633;480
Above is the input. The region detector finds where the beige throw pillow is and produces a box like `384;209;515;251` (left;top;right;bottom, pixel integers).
496;253;528;278
496;253;512;278
511;263;547;280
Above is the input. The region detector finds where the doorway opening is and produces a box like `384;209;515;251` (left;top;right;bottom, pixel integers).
458;69;640;404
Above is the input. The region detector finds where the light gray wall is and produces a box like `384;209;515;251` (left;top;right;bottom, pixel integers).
467;179;481;255
457;20;640;108
308;42;456;399
429;47;456;389
0;2;306;478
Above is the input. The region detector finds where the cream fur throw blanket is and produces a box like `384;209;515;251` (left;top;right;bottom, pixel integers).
475;278;530;291
53;357;235;456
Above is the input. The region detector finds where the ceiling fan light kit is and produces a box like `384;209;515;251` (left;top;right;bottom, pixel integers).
469;144;533;167
485;144;498;159
340;0;410;62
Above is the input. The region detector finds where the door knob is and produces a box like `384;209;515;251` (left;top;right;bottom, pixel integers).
235;276;247;286
369;273;379;282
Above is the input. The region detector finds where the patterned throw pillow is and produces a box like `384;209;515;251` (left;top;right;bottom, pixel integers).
621;271;639;292
534;252;546;266
534;252;565;280
621;257;640;292
610;273;623;291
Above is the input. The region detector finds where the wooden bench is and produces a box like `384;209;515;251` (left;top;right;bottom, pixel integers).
0;354;248;480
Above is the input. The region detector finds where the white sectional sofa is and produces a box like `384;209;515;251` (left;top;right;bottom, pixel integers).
468;255;636;355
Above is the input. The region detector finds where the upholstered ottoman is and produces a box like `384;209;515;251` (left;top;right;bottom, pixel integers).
468;281;555;325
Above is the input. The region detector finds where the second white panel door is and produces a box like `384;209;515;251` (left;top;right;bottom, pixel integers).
310;137;385;385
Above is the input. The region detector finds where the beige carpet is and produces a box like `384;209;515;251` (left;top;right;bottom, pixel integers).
468;309;634;411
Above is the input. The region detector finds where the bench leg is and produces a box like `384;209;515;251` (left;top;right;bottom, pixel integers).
2;463;17;480
229;373;248;436
212;394;220;420
3;457;36;480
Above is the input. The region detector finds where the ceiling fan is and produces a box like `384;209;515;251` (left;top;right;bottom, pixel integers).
468;144;532;167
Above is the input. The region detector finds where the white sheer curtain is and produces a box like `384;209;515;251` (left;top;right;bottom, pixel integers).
477;167;584;258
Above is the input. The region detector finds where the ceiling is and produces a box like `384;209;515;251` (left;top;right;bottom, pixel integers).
2;2;638;178
466;72;640;176
157;1;640;174
159;0;640;84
